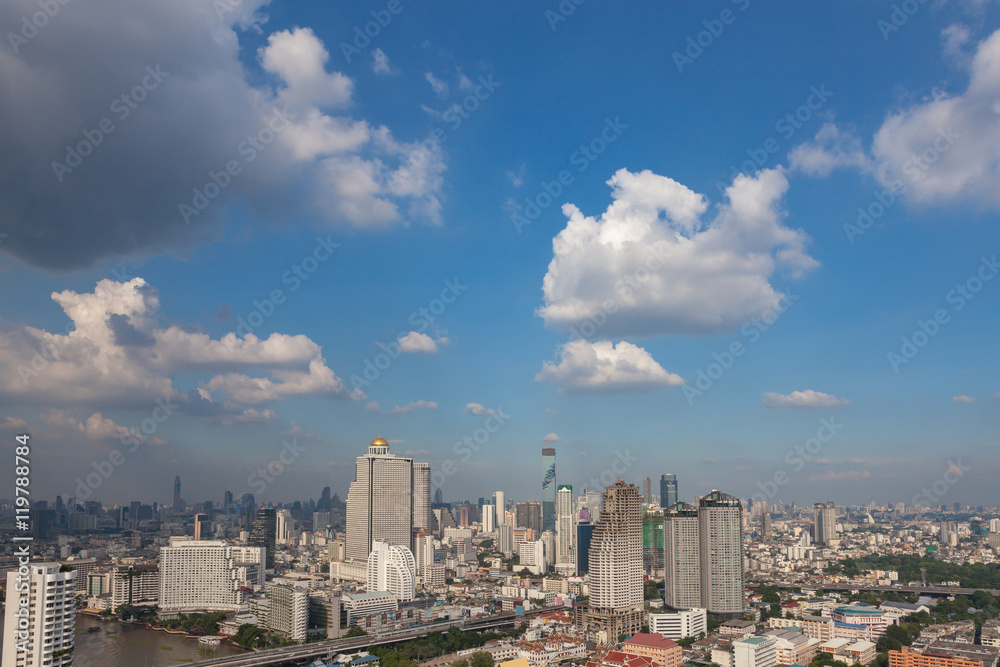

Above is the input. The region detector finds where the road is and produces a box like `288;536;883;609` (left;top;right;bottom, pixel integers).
773;582;1000;596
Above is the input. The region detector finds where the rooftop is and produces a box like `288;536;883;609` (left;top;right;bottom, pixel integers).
623;633;679;650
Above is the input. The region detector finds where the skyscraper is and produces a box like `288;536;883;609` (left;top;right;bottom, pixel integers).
493;491;505;516
660;474;678;508
576;521;595;574
366;540;416;602
556;485;577;574
482;503;496;533
580;479;643;641
2;562;76;667
643;477;653;505
542;447;557;534
515;501;542;537
249;507;277;570
317;486;332;511
345;437;414;561
173;475;183;513
663;502;701;610
813;502;837;545
413;462;432;531
699;490;744;614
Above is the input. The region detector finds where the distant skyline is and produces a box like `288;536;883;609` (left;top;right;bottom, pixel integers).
2;1;1000;508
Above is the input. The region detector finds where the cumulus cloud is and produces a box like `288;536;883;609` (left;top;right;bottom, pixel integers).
541;432;560;442
0;278;355;410
0;2;445;270
952;395;976;402
537;168;817;338
788;124;871;177
372;48;392;74
0;416;28;430
507;164;526;187
536;339;683;394
397;331;449;354
391;400;438;414
281;422;324;441
762;390;850;408
464;403;507;418
43;410;166;445
365;401;381;413
424;71;449;97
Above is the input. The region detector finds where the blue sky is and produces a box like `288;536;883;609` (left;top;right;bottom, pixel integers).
1;0;999;509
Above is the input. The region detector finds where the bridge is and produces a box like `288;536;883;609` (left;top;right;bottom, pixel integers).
188;606;561;667
773;582;1000;597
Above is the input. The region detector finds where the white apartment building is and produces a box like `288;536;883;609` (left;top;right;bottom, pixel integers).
518;540;548;575
649;607;708;640
111;564;159;610
159;539;250;612
556;485;577;575
366;540;416;602
2;563;76;667
263;581;308;641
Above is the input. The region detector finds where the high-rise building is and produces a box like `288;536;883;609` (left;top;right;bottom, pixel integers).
699;490;744;614
643;513;665;576
434;487;444;504
276;509;296;543
515;501;542;536
579;479;643;641
498;521;514;557
660;474;678;508
493;491;505;515
413;462;432;531
173;475;183;513
643;477;654;505
814;502;837;545
159;539;254;611
414;532;435;575
261;581;308;641
317;486;332;511
482;504;496;533
2;562;76;667
345;438;414;561
577;521;595;574
518;539;548;575
366;540;416;602
249;507;277;570
542;448;557;534
556;485;577;575
663;502;701;610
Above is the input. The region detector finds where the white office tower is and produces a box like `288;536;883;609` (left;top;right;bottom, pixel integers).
734;636;777;667
482;503;496;533
264;580;308;641
663;502;701;610
643;477;654;505
277;509;296;543
493;490;505;516
2;563;76;667
583;480;644;641
518;539;548;575
813;502;837;545
366;540;416;602
556;485;577;575
498;522;514;557
699;491;745;614
414;533;435;575
159;539;249;611
413;462;433;531
346;437;414;561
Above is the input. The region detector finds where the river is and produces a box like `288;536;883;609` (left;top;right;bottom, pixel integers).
1;612;248;666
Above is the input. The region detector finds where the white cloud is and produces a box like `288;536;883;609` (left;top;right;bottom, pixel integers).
0;278;355;410
464;403;507;418
536;340;683;394
788;123;871;177
952;395;976;403
762;390;850;409
397;331;449;354
541;432;560;442
44;410;166;445
391;400;438;414
425;72;449;98
537;168;817;338
281;422;324;441
0;416;28;430
259;28;353;111
365;401;382;413
506;164;526;187
943;24;973;60
372;48;392;75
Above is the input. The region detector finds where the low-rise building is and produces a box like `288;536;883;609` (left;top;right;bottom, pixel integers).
649;608;707;641
621;632;682;667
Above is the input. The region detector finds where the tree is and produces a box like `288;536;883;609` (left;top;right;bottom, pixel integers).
470;651;495;667
346;626;368;638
